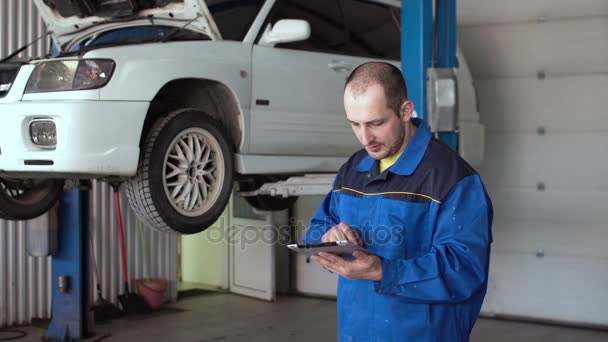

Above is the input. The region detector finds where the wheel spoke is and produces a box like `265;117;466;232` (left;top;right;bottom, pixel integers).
0;181;17;198
167;175;187;187
204;165;216;174
203;166;216;184
183;192;191;209
166;165;185;179
199;181;208;201
179;139;194;163
204;172;215;186
188;183;199;210
194;136;203;162
176;181;193;203
173;141;186;162
168;154;188;169
187;135;196;163
201;143;211;166
170;182;184;198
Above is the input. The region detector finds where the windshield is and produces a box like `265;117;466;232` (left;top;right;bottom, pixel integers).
68;25;210;52
207;0;264;41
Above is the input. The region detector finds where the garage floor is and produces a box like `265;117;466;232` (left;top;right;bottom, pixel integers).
11;293;608;342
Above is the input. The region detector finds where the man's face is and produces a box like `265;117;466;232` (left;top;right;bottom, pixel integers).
344;83;411;160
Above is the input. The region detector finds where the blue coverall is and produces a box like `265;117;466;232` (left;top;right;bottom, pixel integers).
304;118;493;342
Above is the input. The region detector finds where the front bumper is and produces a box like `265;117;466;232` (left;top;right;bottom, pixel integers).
0;100;149;177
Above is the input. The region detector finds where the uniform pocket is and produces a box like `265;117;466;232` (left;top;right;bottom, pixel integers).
372;199;431;259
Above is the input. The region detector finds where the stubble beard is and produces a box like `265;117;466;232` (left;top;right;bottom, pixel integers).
368;121;407;160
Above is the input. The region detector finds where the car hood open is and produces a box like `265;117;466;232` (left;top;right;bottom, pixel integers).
33;0;221;46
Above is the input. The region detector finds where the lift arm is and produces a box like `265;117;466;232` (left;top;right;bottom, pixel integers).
239;174;336;197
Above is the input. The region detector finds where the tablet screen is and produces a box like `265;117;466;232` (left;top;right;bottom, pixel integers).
286;241;366;256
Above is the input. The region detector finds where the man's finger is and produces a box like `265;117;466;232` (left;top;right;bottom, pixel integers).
352;250;368;259
332;228;347;241
317;258;341;276
337;222;351;233
344;229;361;245
321;232;329;243
318;252;344;264
312;252;335;264
338;222;363;245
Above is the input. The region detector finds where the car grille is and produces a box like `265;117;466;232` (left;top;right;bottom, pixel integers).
0;62;24;98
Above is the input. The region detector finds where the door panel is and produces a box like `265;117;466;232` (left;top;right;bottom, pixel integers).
250;46;360;156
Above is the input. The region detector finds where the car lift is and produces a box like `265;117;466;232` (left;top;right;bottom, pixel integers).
42;1;457;340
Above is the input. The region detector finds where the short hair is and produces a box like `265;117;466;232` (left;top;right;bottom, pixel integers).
345;62;408;116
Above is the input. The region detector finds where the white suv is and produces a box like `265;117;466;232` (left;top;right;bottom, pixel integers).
0;0;405;233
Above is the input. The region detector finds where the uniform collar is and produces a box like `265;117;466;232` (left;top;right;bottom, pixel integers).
355;118;431;176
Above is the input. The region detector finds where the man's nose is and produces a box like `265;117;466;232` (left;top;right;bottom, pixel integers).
360;126;374;145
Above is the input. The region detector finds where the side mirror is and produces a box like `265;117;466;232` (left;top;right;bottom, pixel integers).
259;19;311;47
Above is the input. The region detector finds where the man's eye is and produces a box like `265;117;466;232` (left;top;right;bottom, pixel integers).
372;121;384;127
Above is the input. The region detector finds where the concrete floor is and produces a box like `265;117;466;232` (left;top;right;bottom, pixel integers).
9;293;608;342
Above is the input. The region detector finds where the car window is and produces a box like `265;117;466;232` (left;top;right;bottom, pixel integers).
340;0;401;60
69;25;209;52
207;0;265;41
263;0;347;55
262;0;400;59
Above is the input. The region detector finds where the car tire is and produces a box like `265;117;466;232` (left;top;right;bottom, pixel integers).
126;109;234;234
0;179;64;221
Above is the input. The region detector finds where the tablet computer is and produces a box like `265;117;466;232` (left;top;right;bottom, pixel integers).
286;241;366;256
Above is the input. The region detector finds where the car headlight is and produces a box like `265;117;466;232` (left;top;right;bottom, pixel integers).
25;59;115;93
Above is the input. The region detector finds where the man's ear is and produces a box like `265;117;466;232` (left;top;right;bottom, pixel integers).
400;100;414;121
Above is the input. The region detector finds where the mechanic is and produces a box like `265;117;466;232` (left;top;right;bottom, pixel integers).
304;62;493;341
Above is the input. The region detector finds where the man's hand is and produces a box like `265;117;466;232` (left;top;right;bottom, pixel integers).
322;222;364;245
311;250;382;281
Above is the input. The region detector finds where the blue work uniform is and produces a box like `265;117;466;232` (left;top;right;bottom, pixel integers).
304;118;493;342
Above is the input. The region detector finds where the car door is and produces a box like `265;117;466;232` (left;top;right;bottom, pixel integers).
249;0;360;156
249;0;402;157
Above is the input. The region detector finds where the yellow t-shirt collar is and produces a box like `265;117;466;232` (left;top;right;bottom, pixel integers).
380;150;403;173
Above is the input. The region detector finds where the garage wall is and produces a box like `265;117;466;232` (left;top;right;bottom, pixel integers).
181;213;229;289
0;216;51;328
0;0;49;59
458;0;608;326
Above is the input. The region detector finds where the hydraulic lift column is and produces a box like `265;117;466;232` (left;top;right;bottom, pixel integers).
402;0;458;150
45;188;91;340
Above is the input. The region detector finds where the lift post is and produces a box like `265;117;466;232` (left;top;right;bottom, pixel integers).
46;188;91;340
402;0;458;151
